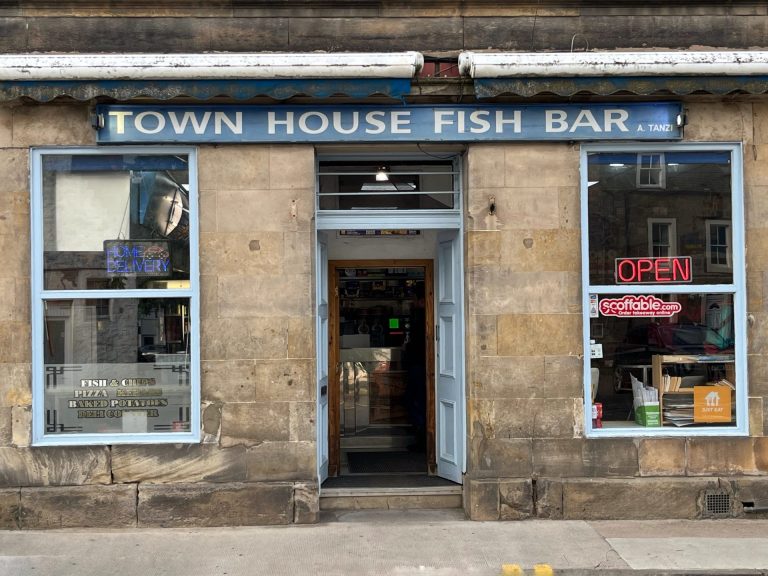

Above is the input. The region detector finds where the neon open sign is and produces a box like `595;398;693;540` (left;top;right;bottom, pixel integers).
615;256;692;284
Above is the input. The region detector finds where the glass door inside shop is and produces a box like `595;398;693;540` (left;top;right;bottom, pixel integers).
328;261;435;478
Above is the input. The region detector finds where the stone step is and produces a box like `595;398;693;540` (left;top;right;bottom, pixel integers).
319;486;463;511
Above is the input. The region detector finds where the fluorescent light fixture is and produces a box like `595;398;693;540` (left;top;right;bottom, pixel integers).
375;166;389;181
609;163;625;167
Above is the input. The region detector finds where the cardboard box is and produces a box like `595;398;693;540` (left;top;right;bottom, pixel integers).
634;402;661;427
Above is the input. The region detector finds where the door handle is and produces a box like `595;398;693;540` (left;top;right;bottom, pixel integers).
320;385;328;397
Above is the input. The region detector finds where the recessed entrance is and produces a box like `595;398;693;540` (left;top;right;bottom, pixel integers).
327;260;436;482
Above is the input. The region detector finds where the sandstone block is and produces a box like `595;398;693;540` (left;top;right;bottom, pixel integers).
0;233;28;282
687;438;757;475
198;146;269;191
732;477;768;513
745;186;768;231
544;355;584;399
257;360;314;401
200;232;283;276
638;438;686;476
201;318;288;360
505;143;579;188
562;477;720;520
468;187;560;231
12;105;94;146
497;314;582;357
289;402;315;442
0;407;11;445
558;186;580;229
744;145;768;187
0;447;110;487
466;144;506;190
138;482;293;527
269;145;315;190
245;441;316;482
490;398;575;439
0;149;28;202
532;439;586;477
467;478;499;520
756;437;768;472
200;274;219;319
471;355;545;399
684;102;751;142
293;482;319;524
0;363;31;407
11;405;30;447
285;230;312;276
582;439;639;477
750;397;764;436
498;229;581;273
534;479;563;519
221;402;290;446
202;359;258;403
471;315;498;358
469;438;532;478
753;102;768;145
218;274;311;318
287;316;314;359
748;354;768;397
112;444;246;484
0;322;31;364
0;488;19;529
0;107;10;146
198;187;217;234
499;479;534;520
20;484;136;529
0;278;21;322
470;268;578;315
467;231;501;268
216;188;311;232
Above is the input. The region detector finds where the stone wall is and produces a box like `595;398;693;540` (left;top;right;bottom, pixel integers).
0;1;767;53
0;103;318;528
463;100;768;520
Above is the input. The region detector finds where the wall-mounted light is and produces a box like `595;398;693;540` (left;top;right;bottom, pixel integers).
375;166;389;181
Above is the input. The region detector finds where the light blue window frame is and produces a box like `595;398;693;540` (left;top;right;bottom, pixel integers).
580;143;748;437
30;146;201;446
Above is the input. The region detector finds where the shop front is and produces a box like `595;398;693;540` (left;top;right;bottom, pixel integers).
1;51;767;527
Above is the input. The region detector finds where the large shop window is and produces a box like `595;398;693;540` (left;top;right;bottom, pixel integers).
582;144;746;436
31;148;199;445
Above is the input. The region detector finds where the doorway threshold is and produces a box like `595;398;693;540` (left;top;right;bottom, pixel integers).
320;475;462;511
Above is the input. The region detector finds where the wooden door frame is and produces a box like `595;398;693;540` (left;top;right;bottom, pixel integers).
328;259;436;477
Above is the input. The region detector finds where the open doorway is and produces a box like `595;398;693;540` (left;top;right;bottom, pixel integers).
327;260;436;481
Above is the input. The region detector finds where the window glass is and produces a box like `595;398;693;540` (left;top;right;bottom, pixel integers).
318;160;457;211
42;155;190;290
33;149;198;445
43;298;192;435
584;146;742;433
588;151;732;286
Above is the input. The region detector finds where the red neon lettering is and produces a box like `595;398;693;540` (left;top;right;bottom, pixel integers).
617;259;636;282
672;257;691;282
637;258;653;280
655;258;671;281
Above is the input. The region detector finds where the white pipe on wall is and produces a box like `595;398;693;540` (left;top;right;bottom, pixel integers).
459;51;768;78
0;52;425;81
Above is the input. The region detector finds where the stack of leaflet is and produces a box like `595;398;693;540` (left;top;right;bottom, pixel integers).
631;374;660;427
662;395;695;427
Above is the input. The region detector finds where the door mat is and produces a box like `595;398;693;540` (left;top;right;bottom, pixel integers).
346;451;426;475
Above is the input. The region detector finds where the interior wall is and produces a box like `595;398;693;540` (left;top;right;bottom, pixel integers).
326;229;439;260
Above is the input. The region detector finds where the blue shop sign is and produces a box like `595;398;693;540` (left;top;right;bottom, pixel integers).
96;103;683;143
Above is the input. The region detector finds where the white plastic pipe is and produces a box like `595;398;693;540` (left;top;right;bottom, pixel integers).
0;52;425;81
459;51;768;78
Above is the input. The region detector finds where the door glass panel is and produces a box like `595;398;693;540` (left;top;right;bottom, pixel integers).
337;266;426;475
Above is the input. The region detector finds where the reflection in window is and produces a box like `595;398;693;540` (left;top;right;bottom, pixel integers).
42;155;190;291
584;146;742;434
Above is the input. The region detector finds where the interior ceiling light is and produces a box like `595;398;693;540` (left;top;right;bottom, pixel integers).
375;166;389;181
